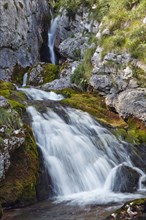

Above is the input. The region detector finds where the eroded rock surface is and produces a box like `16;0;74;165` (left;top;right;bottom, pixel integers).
0;0;49;80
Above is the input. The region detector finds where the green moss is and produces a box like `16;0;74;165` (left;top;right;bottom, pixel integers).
41;63;59;84
0;80;15;91
131;65;146;87
8;100;25;114
55;88;76;98
61;92;126;127
0;80;27;113
0;108;21;131
115;117;146;144
71;46;96;90
0;90;10;98
12;64;29;85
113;198;146;219
0;126;39;207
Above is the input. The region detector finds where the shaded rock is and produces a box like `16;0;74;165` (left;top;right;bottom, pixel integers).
112;165;141;193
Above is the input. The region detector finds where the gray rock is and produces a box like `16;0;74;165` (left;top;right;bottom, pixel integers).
0;0;49;80
59;36;89;59
29;63;44;86
56;8;98;60
0;96;9;107
112;165;141;193
41;60;80;90
0;126;25;180
106;88;146;121
89;74;112;94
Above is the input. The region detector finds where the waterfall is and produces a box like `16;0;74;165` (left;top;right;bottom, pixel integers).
24;89;146;205
22;72;28;87
48;11;58;64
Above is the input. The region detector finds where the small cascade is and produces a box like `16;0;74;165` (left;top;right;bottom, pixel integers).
17;87;63;101
22;72;28;87
25;89;146;205
48;7;58;64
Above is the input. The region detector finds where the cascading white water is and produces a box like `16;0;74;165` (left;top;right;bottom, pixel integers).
22;72;28;87
17;87;64;101
48;15;58;64
26;100;146;205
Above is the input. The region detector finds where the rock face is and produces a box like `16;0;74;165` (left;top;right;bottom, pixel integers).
0;0;49;81
106;88;146;122
89;43;146;122
56;8;98;60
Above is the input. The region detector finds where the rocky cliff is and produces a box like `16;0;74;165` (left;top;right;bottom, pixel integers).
42;0;146;124
0;0;49;81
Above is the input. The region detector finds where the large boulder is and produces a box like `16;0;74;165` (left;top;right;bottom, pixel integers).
106;88;146;122
112;165;141;193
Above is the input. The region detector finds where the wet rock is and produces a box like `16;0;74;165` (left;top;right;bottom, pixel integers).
112;165;141;193
0;0;49;80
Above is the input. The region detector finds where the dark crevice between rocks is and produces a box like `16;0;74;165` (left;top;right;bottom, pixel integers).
36;148;53;201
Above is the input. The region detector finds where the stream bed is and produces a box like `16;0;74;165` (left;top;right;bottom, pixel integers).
2;200;121;220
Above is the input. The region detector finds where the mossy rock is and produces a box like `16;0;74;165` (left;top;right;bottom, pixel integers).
42;63;59;84
27;63;59;86
106;198;146;220
0;80;15;91
114;117;146;145
12;64;29;85
61;91;127;127
0;80;27;114
0;125;39;208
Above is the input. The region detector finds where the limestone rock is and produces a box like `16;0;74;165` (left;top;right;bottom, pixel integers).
106;88;146;122
0;0;49;80
56;8;98;60
59;35;89;59
89;74;112;94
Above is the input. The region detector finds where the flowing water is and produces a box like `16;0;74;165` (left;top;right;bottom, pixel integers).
22;73;28;87
48;14;58;64
4;88;146;219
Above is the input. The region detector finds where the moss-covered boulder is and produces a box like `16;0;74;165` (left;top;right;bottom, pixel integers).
28;63;59;86
0;80;39;213
0;125;39;208
61;90;127;127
